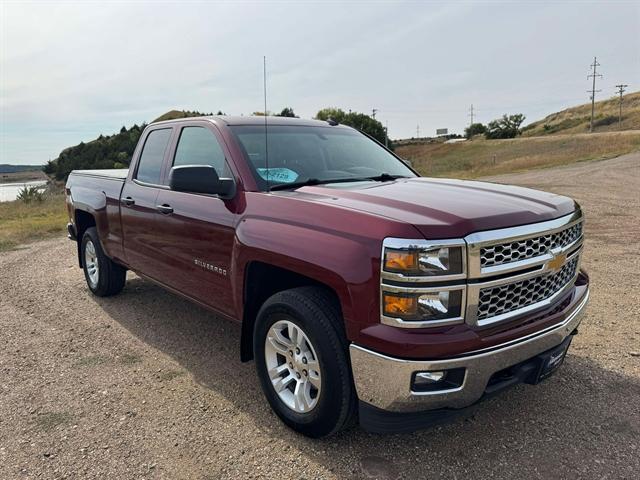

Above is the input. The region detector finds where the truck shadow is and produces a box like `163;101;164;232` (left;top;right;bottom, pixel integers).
96;275;640;479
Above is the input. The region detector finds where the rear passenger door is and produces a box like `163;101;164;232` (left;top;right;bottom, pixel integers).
152;122;238;316
120;126;174;279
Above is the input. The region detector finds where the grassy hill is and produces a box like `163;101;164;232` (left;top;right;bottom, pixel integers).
396;92;640;178
522;91;640;136
396;131;640;179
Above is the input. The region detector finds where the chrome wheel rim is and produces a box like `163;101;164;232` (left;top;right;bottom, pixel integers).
84;240;99;288
264;320;322;413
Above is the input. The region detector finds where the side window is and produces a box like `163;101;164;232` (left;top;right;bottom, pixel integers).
136;128;172;184
173;127;231;177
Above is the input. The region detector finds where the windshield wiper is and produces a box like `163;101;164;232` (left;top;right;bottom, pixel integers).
364;173;409;182
269;173;409;191
269;177;368;191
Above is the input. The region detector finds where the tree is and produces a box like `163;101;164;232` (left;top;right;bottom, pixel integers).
276;107;297;117
315;108;389;146
43;160;56;174
485;114;526;139
464;123;486;139
315;108;346;123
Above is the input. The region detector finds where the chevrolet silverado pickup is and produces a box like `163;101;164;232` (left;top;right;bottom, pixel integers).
65;116;590;437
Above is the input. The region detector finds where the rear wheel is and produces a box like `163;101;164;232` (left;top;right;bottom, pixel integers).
81;227;126;296
254;287;356;438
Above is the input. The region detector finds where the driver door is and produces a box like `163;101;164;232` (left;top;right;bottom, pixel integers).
151;122;238;317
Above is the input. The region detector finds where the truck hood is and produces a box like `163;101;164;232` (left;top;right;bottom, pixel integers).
290;177;577;239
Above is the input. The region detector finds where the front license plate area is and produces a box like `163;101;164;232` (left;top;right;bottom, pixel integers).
530;336;572;384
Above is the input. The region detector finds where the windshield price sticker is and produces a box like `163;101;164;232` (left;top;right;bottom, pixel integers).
257;168;299;183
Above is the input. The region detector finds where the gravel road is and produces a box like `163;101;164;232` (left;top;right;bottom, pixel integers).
1;153;639;479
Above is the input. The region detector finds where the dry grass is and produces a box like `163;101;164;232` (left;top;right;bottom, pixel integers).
522;91;640;136
0;192;68;251
396;131;640;179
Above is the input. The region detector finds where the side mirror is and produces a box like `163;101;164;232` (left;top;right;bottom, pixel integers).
169;165;235;198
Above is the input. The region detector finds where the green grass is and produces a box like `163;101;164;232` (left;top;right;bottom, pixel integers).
35;412;73;432
119;353;142;365
0;191;68;252
75;355;110;367
396;131;640;179
158;370;186;382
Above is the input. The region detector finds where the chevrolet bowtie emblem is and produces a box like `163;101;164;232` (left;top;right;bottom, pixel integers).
547;251;567;273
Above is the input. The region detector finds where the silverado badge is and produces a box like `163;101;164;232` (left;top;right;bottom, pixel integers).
194;258;227;276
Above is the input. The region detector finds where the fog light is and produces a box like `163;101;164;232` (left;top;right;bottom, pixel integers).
415;371;445;385
412;368;466;392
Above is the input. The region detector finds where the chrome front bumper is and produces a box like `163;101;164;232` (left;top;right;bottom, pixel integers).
350;288;589;413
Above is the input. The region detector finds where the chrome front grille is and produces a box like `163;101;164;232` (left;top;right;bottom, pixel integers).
477;256;579;321
465;210;584;327
481;221;582;268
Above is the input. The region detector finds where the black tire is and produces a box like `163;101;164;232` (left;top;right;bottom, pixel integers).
253;286;357;438
81;227;126;297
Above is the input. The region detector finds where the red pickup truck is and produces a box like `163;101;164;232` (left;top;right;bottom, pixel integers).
65;116;589;437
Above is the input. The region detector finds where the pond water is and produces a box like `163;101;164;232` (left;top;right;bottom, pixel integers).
0;181;48;202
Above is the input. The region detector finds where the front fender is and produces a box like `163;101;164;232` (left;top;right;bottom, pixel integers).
233;217;380;338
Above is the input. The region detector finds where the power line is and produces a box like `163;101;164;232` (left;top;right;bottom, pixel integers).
587;56;602;133
615;84;628;130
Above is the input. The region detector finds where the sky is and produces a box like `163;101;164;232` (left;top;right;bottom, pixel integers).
1;0;639;165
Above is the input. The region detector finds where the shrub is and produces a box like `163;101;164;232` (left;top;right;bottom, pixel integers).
593;115;618;128
16;185;46;203
485;114;526;139
465;123;487;139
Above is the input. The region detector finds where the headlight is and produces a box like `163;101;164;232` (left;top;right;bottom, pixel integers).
383;244;465;278
380;238;467;328
382;288;465;322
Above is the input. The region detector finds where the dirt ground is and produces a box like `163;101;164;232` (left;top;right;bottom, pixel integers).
1;153;639;479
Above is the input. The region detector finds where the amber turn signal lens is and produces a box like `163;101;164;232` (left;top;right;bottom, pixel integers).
384;250;418;272
383;294;418;317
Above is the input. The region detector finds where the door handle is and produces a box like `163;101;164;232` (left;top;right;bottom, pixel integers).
156;204;174;214
121;196;135;206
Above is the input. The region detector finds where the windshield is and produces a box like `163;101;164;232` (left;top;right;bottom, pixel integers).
229;125;416;190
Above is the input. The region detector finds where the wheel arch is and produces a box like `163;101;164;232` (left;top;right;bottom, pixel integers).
239;261;348;362
74;209;97;267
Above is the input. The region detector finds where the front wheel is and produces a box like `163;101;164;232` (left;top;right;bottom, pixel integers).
81;227;126;297
254;287;357;438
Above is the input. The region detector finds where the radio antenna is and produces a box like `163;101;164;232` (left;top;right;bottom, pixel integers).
263;56;269;186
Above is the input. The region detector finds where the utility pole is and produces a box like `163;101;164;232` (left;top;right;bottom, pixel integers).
416;124;420;139
468;104;474;126
372;108;378;119
615;84;628;130
587;57;602;132
385;120;389;148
